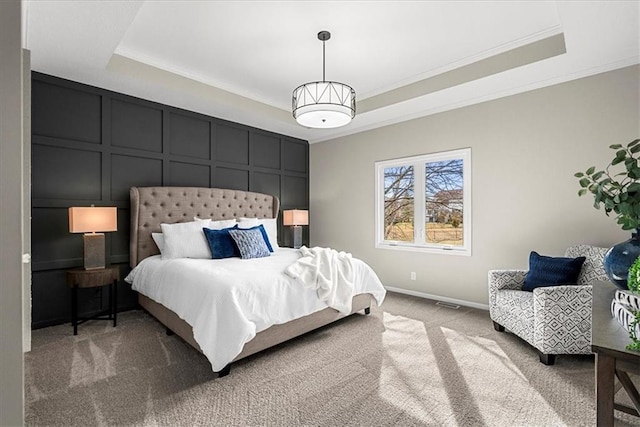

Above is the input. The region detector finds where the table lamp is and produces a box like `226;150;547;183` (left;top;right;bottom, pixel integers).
69;206;117;270
283;209;308;249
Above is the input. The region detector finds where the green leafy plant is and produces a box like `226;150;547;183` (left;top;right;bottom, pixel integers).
624;255;640;351
627;311;640;352
629;256;640;294
575;139;640;231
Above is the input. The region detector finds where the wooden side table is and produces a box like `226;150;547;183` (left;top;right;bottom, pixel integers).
592;281;640;425
66;266;119;335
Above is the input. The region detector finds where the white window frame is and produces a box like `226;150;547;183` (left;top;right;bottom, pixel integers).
375;148;471;256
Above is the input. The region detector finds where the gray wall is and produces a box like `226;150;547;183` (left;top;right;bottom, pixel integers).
310;65;639;307
32;73;309;328
0;0;25;424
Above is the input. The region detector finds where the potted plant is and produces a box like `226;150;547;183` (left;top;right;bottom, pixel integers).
575;139;640;289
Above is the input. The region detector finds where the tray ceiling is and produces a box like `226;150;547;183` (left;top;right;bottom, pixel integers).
24;1;639;143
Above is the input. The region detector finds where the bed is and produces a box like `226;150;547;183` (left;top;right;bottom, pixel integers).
125;186;385;377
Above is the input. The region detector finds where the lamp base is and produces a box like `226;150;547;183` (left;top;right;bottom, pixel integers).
83;233;106;270
291;226;302;249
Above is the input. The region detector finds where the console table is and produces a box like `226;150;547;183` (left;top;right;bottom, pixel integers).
591;281;640;426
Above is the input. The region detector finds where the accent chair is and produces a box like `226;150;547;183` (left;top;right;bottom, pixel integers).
488;245;608;365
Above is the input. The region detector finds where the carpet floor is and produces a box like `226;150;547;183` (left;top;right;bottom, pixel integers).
25;292;640;426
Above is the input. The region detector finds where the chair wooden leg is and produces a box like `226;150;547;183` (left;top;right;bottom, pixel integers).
492;321;505;332
538;352;556;365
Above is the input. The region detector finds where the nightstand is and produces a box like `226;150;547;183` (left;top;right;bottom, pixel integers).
66;266;119;335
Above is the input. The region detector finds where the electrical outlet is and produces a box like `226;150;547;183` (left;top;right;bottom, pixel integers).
410;272;416;281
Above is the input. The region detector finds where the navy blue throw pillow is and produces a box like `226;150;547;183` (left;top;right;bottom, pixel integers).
522;251;586;292
203;225;240;259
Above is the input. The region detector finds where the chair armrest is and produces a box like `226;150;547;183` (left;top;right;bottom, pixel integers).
533;284;592;308
488;270;527;292
533;285;592;354
488;270;527;311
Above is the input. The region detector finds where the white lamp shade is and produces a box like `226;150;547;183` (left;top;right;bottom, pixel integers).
283;209;309;226
295;105;352;128
69;207;118;233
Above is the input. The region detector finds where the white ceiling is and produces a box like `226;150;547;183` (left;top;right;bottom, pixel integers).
24;1;639;144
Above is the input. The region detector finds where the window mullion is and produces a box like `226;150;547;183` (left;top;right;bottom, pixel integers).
414;161;426;245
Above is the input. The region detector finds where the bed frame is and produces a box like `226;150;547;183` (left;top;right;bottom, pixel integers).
129;186;372;377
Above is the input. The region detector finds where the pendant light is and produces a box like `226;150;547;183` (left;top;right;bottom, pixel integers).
292;31;356;129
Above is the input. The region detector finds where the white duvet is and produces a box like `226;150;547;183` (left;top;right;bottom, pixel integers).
125;248;386;371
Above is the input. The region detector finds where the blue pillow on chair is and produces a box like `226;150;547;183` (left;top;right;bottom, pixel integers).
523;251;586;292
203;225;240;259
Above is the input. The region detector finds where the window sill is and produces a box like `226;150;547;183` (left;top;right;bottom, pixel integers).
376;242;471;256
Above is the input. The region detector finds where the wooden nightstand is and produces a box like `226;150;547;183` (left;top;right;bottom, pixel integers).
66;266;119;335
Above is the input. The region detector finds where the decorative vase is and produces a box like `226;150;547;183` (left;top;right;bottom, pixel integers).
604;229;640;289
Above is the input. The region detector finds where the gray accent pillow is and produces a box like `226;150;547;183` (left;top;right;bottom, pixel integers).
228;228;271;259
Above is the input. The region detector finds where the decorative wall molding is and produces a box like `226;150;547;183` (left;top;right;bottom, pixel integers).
31;72;309;328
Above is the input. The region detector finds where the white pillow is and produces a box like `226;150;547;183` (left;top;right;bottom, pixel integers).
151;232;164;253
238;217;279;249
160;219;212;259
194;217;237;230
258;218;279;249
211;219;237;230
238;217;259;228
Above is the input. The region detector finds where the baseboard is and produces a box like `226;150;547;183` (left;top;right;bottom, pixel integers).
384;286;489;311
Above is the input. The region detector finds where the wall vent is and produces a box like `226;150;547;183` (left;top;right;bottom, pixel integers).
436;301;460;310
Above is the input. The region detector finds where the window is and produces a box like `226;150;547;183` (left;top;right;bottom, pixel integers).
375;148;471;255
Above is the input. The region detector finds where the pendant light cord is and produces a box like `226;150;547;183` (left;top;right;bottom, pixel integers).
322;39;326;82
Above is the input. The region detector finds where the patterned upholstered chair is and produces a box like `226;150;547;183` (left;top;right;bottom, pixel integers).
488;245;608;365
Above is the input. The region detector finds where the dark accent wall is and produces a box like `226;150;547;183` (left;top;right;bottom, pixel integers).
31;72;309;329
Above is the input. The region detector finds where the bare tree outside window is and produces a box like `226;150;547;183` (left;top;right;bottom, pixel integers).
425;159;463;245
384;166;414;241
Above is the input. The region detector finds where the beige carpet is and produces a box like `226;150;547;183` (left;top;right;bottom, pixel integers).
25;292;640;426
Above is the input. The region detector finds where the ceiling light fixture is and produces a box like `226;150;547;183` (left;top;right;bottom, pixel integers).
292;31;356;129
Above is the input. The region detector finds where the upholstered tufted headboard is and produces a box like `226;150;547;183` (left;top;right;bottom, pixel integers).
129;187;280;267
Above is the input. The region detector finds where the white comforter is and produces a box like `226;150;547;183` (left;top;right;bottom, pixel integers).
125;248;386;371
